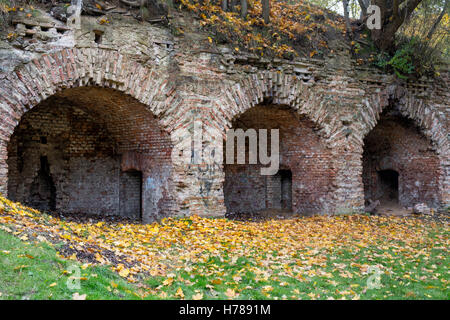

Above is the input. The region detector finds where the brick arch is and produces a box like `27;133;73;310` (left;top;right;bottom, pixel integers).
0;48;176;131
209;71;349;215
0;48;179;206
356;84;449;208
356;85;447;154
214;72;340;144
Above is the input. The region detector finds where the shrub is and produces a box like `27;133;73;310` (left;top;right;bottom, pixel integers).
374;36;444;79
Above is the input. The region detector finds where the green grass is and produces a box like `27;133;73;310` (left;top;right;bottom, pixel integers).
141;241;449;300
0;221;448;300
0;229;140;300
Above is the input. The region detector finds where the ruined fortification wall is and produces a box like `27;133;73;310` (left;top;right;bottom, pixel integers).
0;11;448;220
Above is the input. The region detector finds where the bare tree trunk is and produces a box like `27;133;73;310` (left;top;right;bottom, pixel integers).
343;0;352;36
357;0;369;13
221;0;227;12
262;0;270;24
371;0;423;51
229;0;237;12
241;0;248;19
393;0;399;19
426;0;448;40
357;0;369;20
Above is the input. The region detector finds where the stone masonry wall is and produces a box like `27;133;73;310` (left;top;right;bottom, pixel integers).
0;12;448;219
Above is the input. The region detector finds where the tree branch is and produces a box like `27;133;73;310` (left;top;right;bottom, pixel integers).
221;0;228;12
343;0;352;36
393;0;399;19
120;0;141;8
398;0;423;26
426;0;448;39
240;0;248;19
357;0;368;12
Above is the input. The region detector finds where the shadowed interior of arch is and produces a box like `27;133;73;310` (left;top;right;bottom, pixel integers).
362;107;441;214
377;169;399;203
6;87;174;221
223;104;334;218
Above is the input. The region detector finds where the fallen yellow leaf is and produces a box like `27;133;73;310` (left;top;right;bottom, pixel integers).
225;288;238;298
192;293;203;300
175;287;185;299
72;292;87;300
119;268;130;278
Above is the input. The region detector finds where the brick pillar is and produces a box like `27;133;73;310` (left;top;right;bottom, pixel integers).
170;163;226;217
329;144;365;214
142;172;168;223
169;120;227;217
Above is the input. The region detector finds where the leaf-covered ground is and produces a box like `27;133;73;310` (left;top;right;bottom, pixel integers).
177;0;348;59
0;229;139;300
0;196;448;300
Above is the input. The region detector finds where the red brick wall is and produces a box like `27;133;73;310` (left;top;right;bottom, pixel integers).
362;110;441;208
120;170;142;219
224;105;335;215
7;87;175;220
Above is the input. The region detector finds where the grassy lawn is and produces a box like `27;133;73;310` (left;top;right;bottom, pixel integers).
142;242;449;300
0;195;448;300
0;229;139;300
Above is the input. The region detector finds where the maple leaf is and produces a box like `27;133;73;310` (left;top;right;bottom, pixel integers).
72;292;87;300
116;264;130;278
225;288;238;299
192;293;203;300
149;225;159;234
163;277;174;286
13;265;29;271
175;287;185;299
